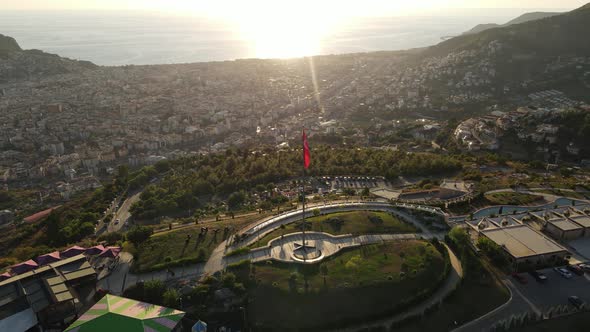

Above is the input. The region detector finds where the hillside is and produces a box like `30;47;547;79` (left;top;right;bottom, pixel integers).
504;11;561;25
429;4;590;58
0;34;97;83
463;11;562;35
0;34;22;53
463;23;500;35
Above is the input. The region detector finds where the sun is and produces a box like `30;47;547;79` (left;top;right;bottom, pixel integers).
222;2;345;59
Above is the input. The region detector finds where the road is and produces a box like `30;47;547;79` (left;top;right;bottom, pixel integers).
107;192;141;233
454;268;590;331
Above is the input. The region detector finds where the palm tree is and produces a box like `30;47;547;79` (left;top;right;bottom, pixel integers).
320;264;328;286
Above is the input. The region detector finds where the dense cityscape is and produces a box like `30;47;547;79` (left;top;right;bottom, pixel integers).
1;2;590;332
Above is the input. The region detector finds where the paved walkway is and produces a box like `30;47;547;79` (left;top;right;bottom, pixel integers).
204;201;442;274
98;252;205;295
103;201;445;294
452;279;533;332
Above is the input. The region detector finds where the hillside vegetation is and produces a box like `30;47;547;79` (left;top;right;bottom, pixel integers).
430;4;590;58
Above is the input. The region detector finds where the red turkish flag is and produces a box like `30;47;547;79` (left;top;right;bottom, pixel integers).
303;129;310;169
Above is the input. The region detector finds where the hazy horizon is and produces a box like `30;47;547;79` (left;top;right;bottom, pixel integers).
0;4;583;65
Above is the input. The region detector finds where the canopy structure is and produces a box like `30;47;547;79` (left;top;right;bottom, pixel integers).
61;245;87;258
65;294;185;332
85;245;105;256
36;251;61;266
192;320;207;332
0;272;12;281
98;247;121;259
11;259;38;275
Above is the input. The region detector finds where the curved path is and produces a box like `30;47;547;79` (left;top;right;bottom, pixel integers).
332;243;463;332
215;232;435;269
204;201;442;274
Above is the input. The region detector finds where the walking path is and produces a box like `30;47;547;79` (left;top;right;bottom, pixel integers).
332;243;463;332
204;201;442;274
452;279;533;332
101;201;446;297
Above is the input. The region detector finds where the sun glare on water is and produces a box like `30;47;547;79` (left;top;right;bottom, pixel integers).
230;4;342;59
173;0;427;59
177;0;349;59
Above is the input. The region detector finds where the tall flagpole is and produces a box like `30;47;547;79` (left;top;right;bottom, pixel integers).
302;128;306;248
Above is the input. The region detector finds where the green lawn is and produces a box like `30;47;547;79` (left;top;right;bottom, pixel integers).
248;240;448;329
133;223;232;272
250;210;419;248
394;243;510;332
535;189;586;200
133;211;277;272
485;192;544;206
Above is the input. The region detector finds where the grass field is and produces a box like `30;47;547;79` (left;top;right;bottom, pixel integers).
534;189;587;200
250;210;419;248
132;211;275;272
248;240;448;329
485;192;545;206
394;247;510;332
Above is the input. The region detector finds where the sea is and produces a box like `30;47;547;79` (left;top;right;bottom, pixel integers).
0;9;569;66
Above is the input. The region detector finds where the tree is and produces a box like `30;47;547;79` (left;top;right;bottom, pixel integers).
448;227;470;252
143;280;166;305
320;264;328;286
154;159;171;173
127;226;153;247
162;288;180;308
478;237;510;270
117;164;129;180
228;191;246;210
361;187;370;198
312;208;321;217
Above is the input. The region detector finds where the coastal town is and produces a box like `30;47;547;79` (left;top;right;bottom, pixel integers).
2;2;590;331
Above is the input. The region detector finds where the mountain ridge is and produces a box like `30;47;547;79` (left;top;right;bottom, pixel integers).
463;11;562;35
0;35;97;83
0;34;22;53
428;3;590;58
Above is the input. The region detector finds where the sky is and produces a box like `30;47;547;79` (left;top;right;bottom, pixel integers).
1;0;588;17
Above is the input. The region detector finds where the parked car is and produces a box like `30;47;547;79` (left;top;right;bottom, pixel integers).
511;273;528;284
529;271;548;282
554;267;573;279
567;264;584;276
579;263;590;272
568;296;586;309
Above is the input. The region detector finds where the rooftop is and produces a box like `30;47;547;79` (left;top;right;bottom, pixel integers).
482;225;567;259
569;214;590;228
548;217;584;231
65;294;185;332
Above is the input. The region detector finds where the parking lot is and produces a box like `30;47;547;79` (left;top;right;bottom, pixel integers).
318;176;390;191
511;267;590;311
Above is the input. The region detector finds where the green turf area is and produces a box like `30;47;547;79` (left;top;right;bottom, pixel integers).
484;192;545;205
394;268;509;332
250;210;419;248
132;212;273;272
534;189;587;200
393;228;510;332
132;224;230;272
248;240;449;329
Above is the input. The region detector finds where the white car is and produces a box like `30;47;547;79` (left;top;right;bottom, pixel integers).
554;267;573;279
